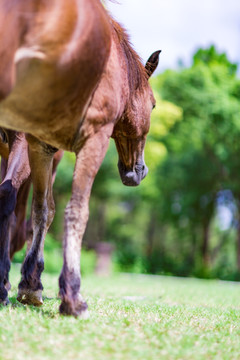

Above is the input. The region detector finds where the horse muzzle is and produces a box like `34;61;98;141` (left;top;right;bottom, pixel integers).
118;160;148;187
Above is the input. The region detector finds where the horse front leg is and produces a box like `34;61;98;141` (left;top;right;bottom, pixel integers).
59;127;111;317
17;136;56;306
0;132;30;305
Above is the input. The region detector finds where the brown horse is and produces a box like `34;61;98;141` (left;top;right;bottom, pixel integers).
0;130;63;303
0;0;160;316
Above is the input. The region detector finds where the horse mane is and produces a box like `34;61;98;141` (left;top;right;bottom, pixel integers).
110;18;147;93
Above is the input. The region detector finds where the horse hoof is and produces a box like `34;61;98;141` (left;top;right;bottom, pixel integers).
59;295;89;318
60;303;89;318
0;297;10;306
17;289;43;306
76;307;89;320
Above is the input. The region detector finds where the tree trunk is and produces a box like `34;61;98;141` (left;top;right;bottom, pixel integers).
237;213;240;271
97;201;106;243
146;214;156;258
187;226;197;268
202;221;210;267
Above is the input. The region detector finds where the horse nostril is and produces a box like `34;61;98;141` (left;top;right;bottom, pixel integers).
142;165;148;179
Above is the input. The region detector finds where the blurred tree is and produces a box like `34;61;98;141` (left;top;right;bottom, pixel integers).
155;45;240;273
193;45;238;75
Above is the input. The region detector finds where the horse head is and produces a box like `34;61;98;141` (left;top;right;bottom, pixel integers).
112;50;161;186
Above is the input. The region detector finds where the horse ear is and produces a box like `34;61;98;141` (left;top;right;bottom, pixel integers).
145;50;161;78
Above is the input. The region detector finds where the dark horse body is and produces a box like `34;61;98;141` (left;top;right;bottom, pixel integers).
0;0;160;316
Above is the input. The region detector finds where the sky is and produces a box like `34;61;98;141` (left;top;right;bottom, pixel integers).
107;0;240;73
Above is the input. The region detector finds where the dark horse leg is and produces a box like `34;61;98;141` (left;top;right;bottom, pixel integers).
9;177;31;259
0;161;14;304
0;132;30;305
17;135;56;306
10;149;63;259
59;126;111;317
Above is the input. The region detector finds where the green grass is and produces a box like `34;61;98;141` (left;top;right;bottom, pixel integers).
0;264;240;360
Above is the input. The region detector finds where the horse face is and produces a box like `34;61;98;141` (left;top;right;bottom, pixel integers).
113;50;161;187
114;132;149;187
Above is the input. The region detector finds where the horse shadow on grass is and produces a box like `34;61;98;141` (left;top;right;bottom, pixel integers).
0;295;61;318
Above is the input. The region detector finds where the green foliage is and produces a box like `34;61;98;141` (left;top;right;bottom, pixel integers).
193;45;238;75
151;45;240;278
53;152;75;193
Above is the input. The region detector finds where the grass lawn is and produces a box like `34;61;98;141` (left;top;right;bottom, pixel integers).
0;264;240;360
